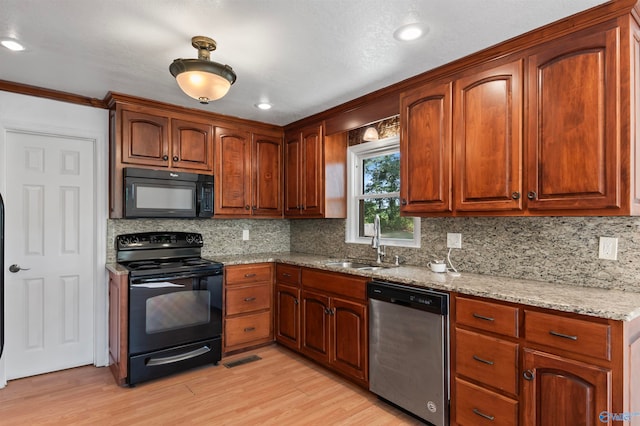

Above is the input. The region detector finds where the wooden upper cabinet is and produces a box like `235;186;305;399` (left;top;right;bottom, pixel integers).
171;119;213;172
284;123;333;218
215;126;252;215
252;133;283;216
526;27;620;212
454;60;524;212
121;109;213;172
400;81;452;214
121;109;170;167
215;126;283;217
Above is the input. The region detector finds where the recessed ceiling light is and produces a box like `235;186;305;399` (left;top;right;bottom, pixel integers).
255;102;272;110
1;39;25;51
393;23;427;42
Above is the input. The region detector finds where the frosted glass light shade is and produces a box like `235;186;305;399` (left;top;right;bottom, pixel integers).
363;127;379;141
175;70;231;103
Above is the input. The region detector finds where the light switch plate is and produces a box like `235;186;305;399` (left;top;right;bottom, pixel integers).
599;236;618;260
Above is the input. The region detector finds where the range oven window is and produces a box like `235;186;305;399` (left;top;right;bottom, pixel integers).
145;290;210;334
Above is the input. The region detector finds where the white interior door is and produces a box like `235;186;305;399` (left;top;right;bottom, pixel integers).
4;130;95;380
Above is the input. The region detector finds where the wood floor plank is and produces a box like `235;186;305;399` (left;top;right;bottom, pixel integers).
0;345;424;425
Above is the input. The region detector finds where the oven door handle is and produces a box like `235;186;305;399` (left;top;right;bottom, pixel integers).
145;345;211;367
131;273;204;284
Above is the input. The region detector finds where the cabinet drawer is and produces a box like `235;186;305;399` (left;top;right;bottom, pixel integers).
456;297;519;337
301;268;367;301
455;328;519;395
225;283;271;316
226;263;272;285
225;311;272;347
276;263;301;286
455;378;518;426
524;310;611;361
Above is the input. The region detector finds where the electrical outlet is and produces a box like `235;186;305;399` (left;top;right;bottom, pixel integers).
599;236;618;260
447;232;462;249
242;229;250;241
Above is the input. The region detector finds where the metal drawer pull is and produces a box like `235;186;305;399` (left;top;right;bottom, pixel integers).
244;273;257;278
244;327;256;332
523;369;535;381
282;273;292;277
472;313;495;322
472;355;495;365
244;297;256;302
473;408;495;421
146;345;210;366
549;330;578;341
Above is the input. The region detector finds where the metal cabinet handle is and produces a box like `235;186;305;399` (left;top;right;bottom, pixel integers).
549;330;578;341
244;297;256;302
472;313;495;322
245;205;251;210
173;156;179;161
162;155;169;161
294;299;299;305
243;327;256;332
512;191;521;200
472;355;494;365
324;307;334;315
527;191;537;200
244;273;257;278
523;370;535;381
282;273;292;277
401;198;407;206
9;264;30;273
473;408;495;421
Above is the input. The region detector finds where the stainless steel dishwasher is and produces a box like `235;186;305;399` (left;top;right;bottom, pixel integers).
368;280;449;426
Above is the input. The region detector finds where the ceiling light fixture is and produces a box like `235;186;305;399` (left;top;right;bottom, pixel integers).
169;36;237;104
363;127;379;141
1;39;25;51
255;102;272;110
393;23;427;42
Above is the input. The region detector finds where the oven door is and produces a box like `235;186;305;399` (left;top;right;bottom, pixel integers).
128;270;223;356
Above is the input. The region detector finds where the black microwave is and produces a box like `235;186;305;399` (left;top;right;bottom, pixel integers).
124;167;214;218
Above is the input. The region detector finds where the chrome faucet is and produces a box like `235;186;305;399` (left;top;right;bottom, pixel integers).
371;214;385;264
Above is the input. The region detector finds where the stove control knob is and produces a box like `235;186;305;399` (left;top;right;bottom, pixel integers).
118;236;130;247
130;236;139;244
186;234;195;244
196;235;203;244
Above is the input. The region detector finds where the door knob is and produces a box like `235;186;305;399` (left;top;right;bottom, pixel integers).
9;264;30;273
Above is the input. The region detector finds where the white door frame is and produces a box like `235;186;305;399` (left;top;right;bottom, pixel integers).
0;92;108;388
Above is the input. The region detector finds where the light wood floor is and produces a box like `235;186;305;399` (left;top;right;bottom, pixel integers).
0;345;424;425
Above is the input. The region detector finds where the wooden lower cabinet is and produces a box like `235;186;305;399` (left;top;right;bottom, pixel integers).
108;270;128;385
223;263;274;354
452;293;638;426
521;349;611;426
275;264;368;388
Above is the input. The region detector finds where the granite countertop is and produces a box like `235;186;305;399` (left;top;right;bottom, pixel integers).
106;252;640;321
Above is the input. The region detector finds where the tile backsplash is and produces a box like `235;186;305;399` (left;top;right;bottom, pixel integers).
108;215;640;292
291;216;640;292
106;219;290;262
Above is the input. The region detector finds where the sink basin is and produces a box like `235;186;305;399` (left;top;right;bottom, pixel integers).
325;261;372;269
325;261;392;270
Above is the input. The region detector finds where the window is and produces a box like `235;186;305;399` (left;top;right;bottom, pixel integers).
346;136;420;247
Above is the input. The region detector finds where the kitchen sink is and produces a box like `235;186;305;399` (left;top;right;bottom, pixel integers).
325;261;392;270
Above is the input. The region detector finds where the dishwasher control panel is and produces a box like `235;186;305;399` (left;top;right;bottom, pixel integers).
367;280;448;315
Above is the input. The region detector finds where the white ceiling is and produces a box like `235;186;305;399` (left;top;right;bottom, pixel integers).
0;0;607;126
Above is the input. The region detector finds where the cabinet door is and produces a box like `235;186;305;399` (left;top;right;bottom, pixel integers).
400;81;452;214
300;290;331;364
284;132;302;216
171;119;213;172
526;28;620;211
522;349;612;426
215;126;252;215
121;109;169;167
108;272;128;385
300;124;324;216
275;283;300;351
454;60;523;212
252;133;283;217
330;297;367;383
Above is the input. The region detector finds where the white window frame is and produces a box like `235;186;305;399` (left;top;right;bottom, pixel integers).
346;135;420;248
